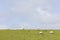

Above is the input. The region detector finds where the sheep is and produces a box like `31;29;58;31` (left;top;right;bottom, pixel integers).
39;31;43;34
49;31;54;34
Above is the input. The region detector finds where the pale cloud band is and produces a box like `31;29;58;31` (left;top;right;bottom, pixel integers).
0;0;60;29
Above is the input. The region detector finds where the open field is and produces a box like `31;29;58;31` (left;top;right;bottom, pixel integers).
0;30;60;40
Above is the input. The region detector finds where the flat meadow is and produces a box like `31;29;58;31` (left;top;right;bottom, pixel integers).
0;30;60;40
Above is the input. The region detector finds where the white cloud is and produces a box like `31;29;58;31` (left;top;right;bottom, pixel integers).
0;24;8;29
29;7;60;23
0;0;60;29
10;0;56;23
14;22;60;29
8;0;60;29
20;22;32;29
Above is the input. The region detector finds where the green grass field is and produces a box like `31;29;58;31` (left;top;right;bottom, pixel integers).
0;30;60;40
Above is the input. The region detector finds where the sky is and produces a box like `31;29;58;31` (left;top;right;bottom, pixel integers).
0;0;60;29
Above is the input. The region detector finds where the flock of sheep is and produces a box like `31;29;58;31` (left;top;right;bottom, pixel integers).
39;31;54;34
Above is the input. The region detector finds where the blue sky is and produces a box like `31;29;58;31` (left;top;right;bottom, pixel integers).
0;0;60;29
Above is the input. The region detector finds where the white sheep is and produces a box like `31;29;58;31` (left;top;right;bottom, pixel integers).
49;31;54;34
39;31;43;34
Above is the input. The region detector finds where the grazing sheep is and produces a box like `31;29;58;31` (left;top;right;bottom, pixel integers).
49;31;54;34
39;31;43;34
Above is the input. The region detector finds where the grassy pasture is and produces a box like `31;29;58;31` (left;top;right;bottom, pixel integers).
0;30;60;40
